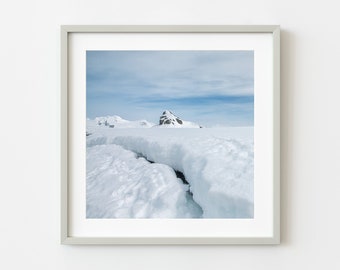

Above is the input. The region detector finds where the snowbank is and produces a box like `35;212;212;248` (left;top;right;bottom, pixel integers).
111;134;254;218
87;144;202;218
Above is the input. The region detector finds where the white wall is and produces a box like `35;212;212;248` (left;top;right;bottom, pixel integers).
1;0;339;269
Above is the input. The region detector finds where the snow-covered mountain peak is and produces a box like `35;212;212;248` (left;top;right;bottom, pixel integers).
159;110;183;126
94;115;155;128
158;110;202;128
108;115;126;122
90;111;202;129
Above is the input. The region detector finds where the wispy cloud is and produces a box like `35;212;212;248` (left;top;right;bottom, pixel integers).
87;51;254;126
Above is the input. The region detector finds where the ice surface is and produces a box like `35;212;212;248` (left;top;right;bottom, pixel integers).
87;123;254;218
87;144;202;218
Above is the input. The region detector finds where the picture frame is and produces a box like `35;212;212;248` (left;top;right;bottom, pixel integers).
61;25;280;245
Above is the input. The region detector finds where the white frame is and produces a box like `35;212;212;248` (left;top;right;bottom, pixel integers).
61;25;280;245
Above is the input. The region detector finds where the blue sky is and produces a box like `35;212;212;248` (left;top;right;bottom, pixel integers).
87;51;254;126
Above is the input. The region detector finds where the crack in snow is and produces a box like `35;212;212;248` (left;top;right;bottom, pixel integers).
86;126;254;218
135;151;202;213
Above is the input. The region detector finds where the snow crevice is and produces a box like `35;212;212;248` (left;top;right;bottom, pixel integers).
87;144;203;218
112;135;254;218
134;151;199;206
86;126;254;218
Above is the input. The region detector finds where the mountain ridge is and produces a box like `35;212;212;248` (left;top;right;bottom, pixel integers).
92;110;202;128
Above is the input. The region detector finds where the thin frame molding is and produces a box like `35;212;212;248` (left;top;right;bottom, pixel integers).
60;25;280;245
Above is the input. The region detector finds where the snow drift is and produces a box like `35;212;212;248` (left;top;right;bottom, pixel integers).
86;125;254;219
87;144;202;218
112;133;254;218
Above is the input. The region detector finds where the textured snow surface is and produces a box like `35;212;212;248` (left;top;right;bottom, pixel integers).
87;123;254;218
87;144;202;218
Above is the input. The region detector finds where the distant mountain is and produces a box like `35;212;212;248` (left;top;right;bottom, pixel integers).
95;115;155;128
91;111;202;129
156;110;202;128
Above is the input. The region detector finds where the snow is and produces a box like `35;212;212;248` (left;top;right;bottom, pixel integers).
94;115;155;128
87;144;202;218
87;120;254;218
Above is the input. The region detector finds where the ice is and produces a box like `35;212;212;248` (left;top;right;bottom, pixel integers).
87;144;203;218
111;133;253;218
87;124;253;218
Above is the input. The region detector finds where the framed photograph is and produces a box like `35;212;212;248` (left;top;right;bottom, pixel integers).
61;25;280;244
